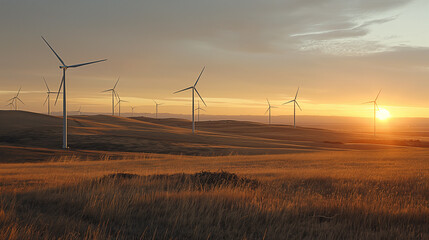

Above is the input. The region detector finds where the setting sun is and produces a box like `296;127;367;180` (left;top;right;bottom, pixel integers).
377;108;391;120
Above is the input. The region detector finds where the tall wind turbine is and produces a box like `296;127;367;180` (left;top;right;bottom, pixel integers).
173;67;207;134
115;94;128;117
7;87;24;111
265;99;277;125
153;100;163;119
102;78;120;116
195;100;205;122
363;89;382;137
41;36;107;149
43;78;57;115
282;87;302;128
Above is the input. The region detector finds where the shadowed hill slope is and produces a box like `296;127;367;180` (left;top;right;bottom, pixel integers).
0;111;424;161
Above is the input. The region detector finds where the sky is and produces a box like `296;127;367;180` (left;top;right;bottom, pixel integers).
1;0;429;119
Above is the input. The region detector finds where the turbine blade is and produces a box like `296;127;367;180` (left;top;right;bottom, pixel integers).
173;86;193;94
43;95;49;106
194;66;205;87
54;74;64;105
295;87;300;100
113;77;120;89
266;98;270;106
43;77;50;92
375;89;382;101
282;100;294;105
67;59;107;68
264;108;269;115
362;101;374;104
41;36;66;66
101;89;113;93
194;88;206;106
16;97;25;105
16;87;21;97
295;101;302;111
375;102;380;111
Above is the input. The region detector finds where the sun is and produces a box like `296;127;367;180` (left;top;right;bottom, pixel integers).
377;108;391;120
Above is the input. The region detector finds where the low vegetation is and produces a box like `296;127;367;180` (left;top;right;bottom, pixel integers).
1;162;429;239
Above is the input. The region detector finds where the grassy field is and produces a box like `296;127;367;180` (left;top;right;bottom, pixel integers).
1;149;429;239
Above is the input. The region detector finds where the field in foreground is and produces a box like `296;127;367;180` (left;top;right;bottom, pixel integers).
1;149;429;239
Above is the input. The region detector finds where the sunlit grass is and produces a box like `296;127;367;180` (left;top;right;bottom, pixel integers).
1;150;429;239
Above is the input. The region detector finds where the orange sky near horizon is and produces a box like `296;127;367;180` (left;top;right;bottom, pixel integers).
1;0;429;118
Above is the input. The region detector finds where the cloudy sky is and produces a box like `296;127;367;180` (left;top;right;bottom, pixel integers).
1;0;428;118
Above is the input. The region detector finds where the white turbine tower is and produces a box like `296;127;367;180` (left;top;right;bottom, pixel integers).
283;87;302;128
153;100;163;119
363;89;382;137
115;94;128;117
195;100;205;122
102;78;120;116
173;67;207;134
7;87;24;111
41;36;107;149
43;78;57;115
265;99;277;125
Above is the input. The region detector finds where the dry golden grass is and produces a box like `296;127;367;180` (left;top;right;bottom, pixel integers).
1;149;429;239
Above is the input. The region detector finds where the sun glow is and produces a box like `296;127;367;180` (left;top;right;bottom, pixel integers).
377;108;391;120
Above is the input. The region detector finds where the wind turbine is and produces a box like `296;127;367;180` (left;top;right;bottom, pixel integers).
173;67;207;134
265;99;277;125
6;102;14;110
195;100;205;122
41;36;107;149
102;78;120;116
153;100;163;119
363;89;382;137
130;106;136;117
283;87;302;128
77;106;82;115
43;78;57;115
115;94;128;117
7;87;24;111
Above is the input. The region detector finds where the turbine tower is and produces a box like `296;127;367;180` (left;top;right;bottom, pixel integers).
41;36;107;149
195;100;205;122
153;100;163;119
363;89;382;137
102;78;120;116
7;87;24;111
282;87;302;128
265;99;277;125
43;78;57;115
173;67;207;134
115;94;128;117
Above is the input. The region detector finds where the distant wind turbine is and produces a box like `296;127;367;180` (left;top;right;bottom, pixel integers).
363;89;382;137
7;87;24;111
115;94;128;117
102;78;120;116
265;99;277;125
41;36;107;149
43;78;57;115
173;67;207;134
153;100;163;119
195;100;206;122
77;106;82;115
130;106;136;117
283;87;302;128
6;102;14;110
